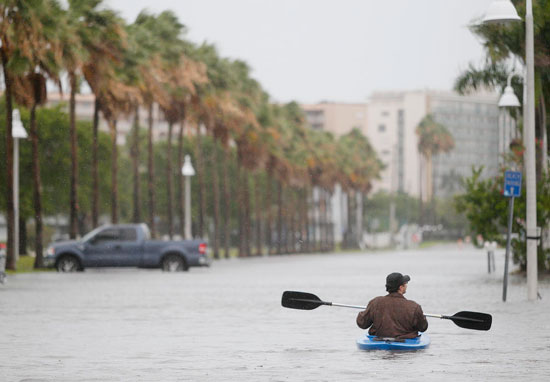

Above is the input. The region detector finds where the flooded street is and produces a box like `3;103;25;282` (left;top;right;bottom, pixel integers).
1;244;549;381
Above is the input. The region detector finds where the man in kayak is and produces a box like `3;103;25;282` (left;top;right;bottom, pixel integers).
356;272;428;339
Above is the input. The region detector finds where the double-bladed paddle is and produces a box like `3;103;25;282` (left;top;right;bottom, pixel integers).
281;291;492;331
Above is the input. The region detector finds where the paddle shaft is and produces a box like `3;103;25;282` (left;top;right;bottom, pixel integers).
293;297;442;318
329;304;484;323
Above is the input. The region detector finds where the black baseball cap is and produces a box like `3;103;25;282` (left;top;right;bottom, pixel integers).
385;272;411;291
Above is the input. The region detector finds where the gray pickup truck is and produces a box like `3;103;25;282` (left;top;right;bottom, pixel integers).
43;223;210;272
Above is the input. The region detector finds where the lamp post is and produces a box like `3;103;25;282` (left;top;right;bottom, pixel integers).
181;155;195;240
12;109;28;263
483;0;538;301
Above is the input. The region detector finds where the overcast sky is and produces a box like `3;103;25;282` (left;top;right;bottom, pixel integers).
105;0;495;104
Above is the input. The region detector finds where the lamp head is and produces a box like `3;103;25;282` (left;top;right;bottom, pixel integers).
12;109;28;139
482;0;521;24
498;85;521;108
181;155;196;176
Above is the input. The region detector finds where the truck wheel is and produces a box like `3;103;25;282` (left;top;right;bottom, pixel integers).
162;254;186;272
56;255;81;272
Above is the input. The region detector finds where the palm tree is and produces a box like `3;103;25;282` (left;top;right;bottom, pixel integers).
97;82;139;223
1;0;63;268
0;0;63;269
336;128;383;247
416;114;455;203
191;44;228;248
162;54;206;238
130;11;176;237
80;4;128;227
59;0;95;238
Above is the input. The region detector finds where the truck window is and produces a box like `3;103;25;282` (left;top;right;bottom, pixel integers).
119;228;138;241
93;228;120;244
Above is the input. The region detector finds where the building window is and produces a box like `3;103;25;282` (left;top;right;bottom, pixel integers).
378;124;386;132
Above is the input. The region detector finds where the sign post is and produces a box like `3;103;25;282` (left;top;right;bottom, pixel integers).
502;170;522;302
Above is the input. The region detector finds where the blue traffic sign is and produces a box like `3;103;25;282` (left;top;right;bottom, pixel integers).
503;171;522;197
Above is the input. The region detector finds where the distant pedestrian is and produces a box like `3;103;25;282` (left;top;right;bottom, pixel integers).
356;272;428;339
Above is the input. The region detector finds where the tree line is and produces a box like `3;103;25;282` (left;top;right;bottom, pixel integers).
0;1;383;270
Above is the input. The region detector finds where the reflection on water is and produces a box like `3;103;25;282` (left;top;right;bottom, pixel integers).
0;244;549;381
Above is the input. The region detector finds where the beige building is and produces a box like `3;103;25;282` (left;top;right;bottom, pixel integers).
46;93;176;145
301;102;368;137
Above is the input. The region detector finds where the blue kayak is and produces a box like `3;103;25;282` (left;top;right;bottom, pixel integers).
357;332;430;350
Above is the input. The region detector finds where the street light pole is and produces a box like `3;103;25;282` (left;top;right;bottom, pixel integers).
484;0;538;301
12;109;28;263
181;155;195;240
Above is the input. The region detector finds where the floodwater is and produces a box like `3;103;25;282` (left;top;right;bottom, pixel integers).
1;244;549;381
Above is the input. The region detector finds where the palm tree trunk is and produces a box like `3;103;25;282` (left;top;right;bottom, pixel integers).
92;97;100;228
356;191;363;248
311;188;318;252
426;153;434;224
222;147;231;259
132;104;141;223
328;190;335;251
177;121;185;237
289;190;296;254
211;141;220;259
302;188;309;253
426;153;433;202
30;103;44;268
195;125;206;238
265;172;273;255
166;122;174;238
238;162;246;257
419;155;424;226
243;169;251;257
69;71;78;238
19;216;27;256
109;119;118;224
326;190;332;251
347;190;354;248
147;103;156;237
276;179;283;255
321;189;328;251
254;173;262;256
1;49;15;270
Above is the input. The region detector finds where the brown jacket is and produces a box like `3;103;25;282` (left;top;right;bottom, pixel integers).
356;293;428;339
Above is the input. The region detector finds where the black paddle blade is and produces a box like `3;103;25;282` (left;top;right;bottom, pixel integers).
281;291;325;310
446;311;492;331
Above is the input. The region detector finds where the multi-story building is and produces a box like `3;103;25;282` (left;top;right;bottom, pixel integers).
301;102;368;137
430;91;502;198
366;91;428;196
366;90;506;199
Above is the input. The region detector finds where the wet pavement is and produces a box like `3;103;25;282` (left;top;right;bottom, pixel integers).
1;244;549;381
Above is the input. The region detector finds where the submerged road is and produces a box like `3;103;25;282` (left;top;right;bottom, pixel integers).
1;244;549;381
